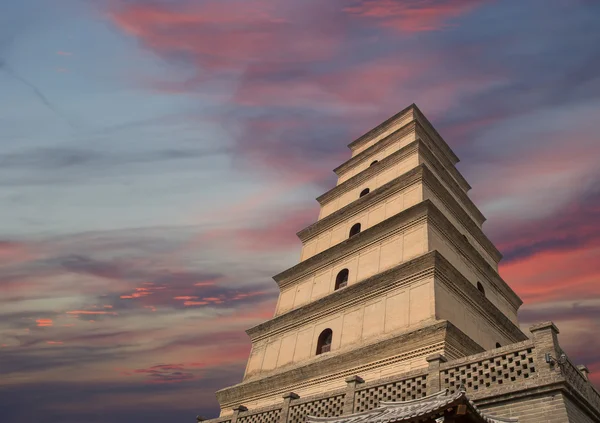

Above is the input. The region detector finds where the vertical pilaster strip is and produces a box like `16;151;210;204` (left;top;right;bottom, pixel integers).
231;405;248;423
279;392;299;423
426;353;447;395
343;375;364;415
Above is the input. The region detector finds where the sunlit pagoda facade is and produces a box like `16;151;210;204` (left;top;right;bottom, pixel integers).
198;104;600;423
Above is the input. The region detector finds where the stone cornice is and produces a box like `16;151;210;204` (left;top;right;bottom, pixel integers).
301;163;422;240
426;204;522;309
433;254;527;342
347;103;415;152
322;138;476;223
415;134;473;210
333;121;418;178
299;162;497;262
411;105;460;166
346;104;459;166
419;166;498;261
320;138;419;205
252;252;438;341
274;200;431;288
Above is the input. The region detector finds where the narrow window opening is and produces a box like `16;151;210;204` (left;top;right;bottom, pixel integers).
335;269;349;290
359;188;370;198
496;342;502;348
477;282;485;296
316;329;332;355
370;160;378;167
349;223;361;238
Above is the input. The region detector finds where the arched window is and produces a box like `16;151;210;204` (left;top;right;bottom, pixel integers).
359;188;370;198
496;342;502;348
370;160;378;167
316;329;332;355
477;282;485;296
349;223;361;238
335;269;349;290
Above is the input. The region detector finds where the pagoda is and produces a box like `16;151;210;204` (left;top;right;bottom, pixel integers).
199;104;600;423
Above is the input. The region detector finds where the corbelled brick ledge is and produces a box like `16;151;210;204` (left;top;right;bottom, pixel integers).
198;322;600;423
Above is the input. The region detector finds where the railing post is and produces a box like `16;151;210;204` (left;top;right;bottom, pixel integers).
231;405;248;423
279;392;299;423
343;375;364;415
577;365;590;381
426;353;447;394
530;321;563;379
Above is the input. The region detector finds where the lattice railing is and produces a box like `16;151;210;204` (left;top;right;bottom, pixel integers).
562;357;600;410
354;374;427;412
288;394;345;423
441;347;536;393
238;408;281;423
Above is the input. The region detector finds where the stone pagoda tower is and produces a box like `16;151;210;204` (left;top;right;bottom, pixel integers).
201;104;600;423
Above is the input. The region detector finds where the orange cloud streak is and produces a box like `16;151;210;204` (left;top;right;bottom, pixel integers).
36;318;53;327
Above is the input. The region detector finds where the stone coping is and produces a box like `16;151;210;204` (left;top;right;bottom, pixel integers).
529;321;559;334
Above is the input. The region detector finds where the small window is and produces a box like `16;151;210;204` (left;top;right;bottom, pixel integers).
370;160;378;167
349;223;361;238
316;329;332;355
335;269;349;290
359;188;370;198
496;342;502;348
477;282;485;296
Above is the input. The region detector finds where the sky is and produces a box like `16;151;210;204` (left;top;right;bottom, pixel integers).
0;0;599;422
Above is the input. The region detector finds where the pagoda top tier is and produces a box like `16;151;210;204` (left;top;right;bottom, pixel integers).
347;104;458;163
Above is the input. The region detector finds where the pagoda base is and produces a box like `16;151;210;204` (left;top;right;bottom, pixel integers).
216;320;483;415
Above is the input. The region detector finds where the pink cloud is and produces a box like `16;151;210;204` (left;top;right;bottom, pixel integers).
231;206;317;252
344;0;483;32
0;241;36;265
107;0;339;76
500;241;600;304
56;51;72;56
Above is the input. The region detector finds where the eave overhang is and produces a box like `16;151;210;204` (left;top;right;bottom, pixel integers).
300;163;499;263
346;104;460;168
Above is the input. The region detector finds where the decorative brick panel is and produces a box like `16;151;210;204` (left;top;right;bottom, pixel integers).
441;347;536;392
353;375;427;412
288;395;345;423
238;409;281;423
